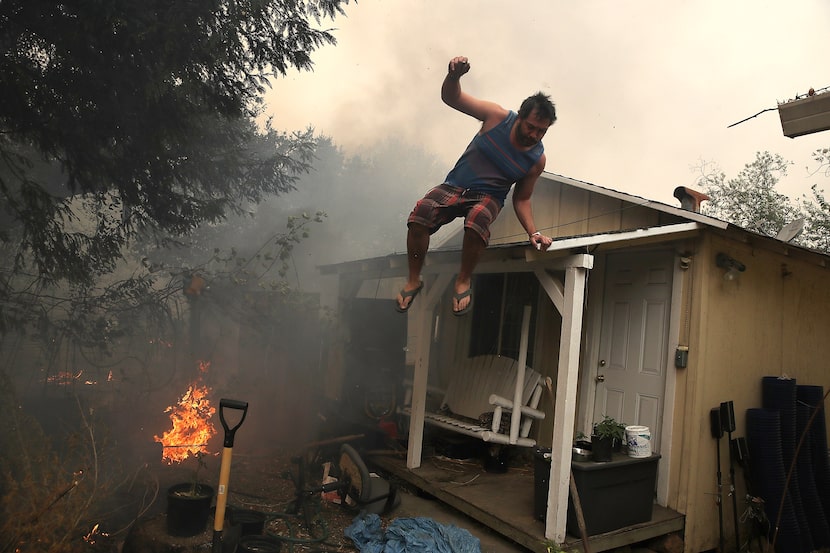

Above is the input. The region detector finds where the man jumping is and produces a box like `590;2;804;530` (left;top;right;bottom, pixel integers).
395;55;556;316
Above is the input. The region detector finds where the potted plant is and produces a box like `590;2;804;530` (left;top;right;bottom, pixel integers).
570;430;592;462
573;430;591;450
167;452;215;537
591;415;626;462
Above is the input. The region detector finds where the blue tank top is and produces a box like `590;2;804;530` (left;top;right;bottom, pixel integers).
444;111;544;205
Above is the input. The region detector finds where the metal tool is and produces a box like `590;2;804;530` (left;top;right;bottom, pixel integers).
710;407;725;552
720;400;740;552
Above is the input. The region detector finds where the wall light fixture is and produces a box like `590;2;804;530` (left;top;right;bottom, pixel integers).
716;253;746;281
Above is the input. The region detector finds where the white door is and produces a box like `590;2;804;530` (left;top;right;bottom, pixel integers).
592;250;672;453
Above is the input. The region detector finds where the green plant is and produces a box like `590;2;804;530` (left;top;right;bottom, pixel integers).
592;415;626;441
191;452;209;495
168;452;211;498
543;539;578;553
179;452;210;497
574;430;588;442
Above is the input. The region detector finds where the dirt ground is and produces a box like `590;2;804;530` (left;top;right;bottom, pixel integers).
120;437;452;553
100;393;534;553
126;436;528;553
222;449;370;552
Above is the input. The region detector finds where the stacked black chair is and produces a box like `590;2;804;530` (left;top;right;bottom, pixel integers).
761;376;812;552
745;407;802;552
795;398;830;547
797;385;830;531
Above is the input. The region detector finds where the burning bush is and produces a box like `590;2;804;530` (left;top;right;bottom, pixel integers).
153;362;217;465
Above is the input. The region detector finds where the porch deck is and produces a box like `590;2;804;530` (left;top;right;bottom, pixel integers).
367;452;685;553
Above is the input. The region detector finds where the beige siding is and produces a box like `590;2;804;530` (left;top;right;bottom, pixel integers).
556;185;592;237
489;175;682;247
672;233;830;552
326;175;830;550
586;194;624;235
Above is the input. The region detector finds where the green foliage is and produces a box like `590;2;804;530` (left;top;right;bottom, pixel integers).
799;148;830;252
592;415;626;441
0;208;324;360
543;539;578;553
698;151;801;237
800;184;830;252
187;452;209;496
0;0;348;290
695;148;830;253
0;264;175;355
809;147;830;179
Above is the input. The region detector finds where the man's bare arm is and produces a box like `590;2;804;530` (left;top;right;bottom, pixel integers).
441;56;508;130
513;156;553;249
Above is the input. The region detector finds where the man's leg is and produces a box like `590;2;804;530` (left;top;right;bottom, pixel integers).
396;223;430;311
453;228;486;313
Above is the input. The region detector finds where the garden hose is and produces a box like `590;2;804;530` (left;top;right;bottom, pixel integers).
260;507;335;553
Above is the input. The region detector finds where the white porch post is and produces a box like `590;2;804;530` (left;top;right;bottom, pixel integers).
406;274;452;469
544;261;590;542
509;305;532;443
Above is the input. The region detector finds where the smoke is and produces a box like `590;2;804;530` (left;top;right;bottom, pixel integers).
247;135;446;292
266;0;830;204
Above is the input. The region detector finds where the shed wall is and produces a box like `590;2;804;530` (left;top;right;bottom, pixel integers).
676;232;830;551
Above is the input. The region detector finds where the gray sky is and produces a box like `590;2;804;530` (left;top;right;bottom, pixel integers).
264;0;830;206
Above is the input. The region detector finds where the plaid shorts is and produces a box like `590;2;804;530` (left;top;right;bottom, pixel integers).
407;183;502;245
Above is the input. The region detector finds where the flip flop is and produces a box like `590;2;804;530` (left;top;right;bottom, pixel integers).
452;288;473;316
395;283;423;313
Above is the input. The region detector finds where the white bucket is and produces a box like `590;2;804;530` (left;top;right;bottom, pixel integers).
625;425;652;458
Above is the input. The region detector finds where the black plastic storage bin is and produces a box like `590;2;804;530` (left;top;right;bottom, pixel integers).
568;453;660;535
535;450;660;536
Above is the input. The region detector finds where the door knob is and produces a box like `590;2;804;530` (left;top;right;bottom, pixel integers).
599;359;607;367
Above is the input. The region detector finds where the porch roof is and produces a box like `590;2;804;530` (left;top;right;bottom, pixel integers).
318;221;706;278
541;172;729;229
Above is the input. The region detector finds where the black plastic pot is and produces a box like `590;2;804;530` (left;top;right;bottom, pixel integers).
574;439;592;450
591;435;613;462
483;445;509;473
166;483;214;537
237;535;282;552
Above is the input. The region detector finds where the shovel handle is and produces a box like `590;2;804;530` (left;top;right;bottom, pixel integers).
219;398;248;448
213;399;247;553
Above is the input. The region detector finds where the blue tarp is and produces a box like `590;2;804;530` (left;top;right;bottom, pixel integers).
345;513;482;553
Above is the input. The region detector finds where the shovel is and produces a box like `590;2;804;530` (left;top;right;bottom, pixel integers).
212;398;249;553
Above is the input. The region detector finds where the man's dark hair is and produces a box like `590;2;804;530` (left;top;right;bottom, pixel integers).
518;92;557;124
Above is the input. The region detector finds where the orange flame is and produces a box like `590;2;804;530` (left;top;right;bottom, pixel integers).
46;370;83;385
154;364;217;464
83;523;102;544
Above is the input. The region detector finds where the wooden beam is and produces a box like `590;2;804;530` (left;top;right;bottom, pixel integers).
535;268;565;314
538;223;703;253
424;253;594;277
